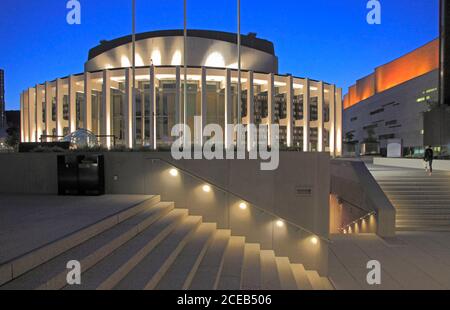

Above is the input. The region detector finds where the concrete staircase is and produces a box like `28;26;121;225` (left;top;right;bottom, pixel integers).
0;196;332;290
369;165;450;231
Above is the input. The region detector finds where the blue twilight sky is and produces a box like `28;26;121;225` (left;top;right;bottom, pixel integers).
0;0;439;110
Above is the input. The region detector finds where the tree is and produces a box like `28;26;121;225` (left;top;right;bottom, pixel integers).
344;131;355;143
363;127;378;143
5;126;19;148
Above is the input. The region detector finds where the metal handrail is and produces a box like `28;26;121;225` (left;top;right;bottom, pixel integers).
338;197;377;232
146;156;331;243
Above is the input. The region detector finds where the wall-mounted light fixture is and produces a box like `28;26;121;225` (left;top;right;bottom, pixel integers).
239;202;247;210
169;168;178;177
202;184;211;193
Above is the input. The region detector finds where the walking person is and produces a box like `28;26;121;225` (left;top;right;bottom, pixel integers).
424;146;434;176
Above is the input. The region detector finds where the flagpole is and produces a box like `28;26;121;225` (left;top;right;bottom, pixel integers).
184;0;188;146
237;0;241;125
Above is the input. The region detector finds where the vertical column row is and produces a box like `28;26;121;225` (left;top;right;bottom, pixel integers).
19;69;343;156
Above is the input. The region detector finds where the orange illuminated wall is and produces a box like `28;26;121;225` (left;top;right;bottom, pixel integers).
343;94;350;109
356;73;376;102
344;39;439;109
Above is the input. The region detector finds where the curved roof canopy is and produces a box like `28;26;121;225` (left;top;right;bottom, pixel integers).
88;29;275;60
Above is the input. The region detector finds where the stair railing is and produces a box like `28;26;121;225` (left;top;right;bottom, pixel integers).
146;157;331;243
338;197;377;233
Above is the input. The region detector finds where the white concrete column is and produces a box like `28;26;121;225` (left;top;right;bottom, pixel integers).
175;66;181;125
35;84;44;142
247;71;255;150
55;78;64;137
303;78;310;152
45;82;52;141
83;72;92;132
329;84;336;157
267;73;275;146
317;81;324;152
335;87;343;156
101;70;112;148
23;91;29;142
286;75;294;147
20;92;24;142
200;66;207;145
225;69;232;146
68;75;77;133
28;88;36;142
140;81;145;147
131;85;136;150
124;68;133;148
149;65;155;149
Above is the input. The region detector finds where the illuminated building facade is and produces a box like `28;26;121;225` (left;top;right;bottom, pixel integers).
20;30;343;155
343;39;440;155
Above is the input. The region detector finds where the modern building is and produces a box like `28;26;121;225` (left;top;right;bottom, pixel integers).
343;39;440;156
0;69;5;129
19;29;343;155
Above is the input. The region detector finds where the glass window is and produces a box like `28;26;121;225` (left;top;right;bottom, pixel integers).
156;80;177;148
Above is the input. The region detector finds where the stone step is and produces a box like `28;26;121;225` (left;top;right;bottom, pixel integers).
377;180;450;185
321;277;335;290
216;236;245;290
275;257;297;290
305;270;323;290
385;191;450;195
114;216;202;290
291;264;313;290
65;208;187;290
260;250;281;290
388;195;450;200
396;219;450;225
189;229;231;290
241;243;261;290
380;184;450;189
1;200;171;290
393;202;450;208
155;223;216;290
396;226;450;232
396;214;450;220
0;195;161;287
